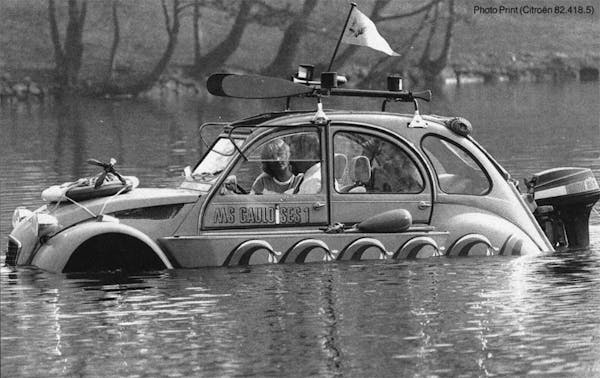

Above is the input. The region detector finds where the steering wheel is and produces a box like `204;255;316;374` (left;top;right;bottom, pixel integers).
232;184;248;195
222;175;248;195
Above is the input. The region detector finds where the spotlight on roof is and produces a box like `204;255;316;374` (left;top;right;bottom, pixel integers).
387;75;403;92
293;65;347;87
321;72;338;89
297;64;314;81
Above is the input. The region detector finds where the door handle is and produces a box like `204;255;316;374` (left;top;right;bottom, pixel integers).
313;202;326;209
418;201;432;210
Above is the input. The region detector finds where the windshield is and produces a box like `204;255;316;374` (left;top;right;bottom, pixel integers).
180;137;245;191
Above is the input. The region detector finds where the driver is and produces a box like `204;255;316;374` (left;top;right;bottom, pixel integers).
251;139;303;195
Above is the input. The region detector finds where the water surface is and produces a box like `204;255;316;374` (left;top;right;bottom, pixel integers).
1;82;599;376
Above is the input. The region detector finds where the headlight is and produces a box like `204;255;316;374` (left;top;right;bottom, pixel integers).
14;210;59;238
12;207;34;228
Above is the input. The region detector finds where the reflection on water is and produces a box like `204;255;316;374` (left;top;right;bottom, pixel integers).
1;82;599;376
2;254;600;377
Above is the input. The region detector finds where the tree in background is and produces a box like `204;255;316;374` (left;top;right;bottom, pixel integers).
48;0;183;96
105;0;120;84
189;0;253;77
43;0;462;97
416;0;456;85
104;0;182;95
261;0;318;78
192;0;201;66
187;0;461;87
187;0;297;78
48;0;87;88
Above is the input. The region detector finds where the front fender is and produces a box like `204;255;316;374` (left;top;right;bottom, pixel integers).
31;221;173;273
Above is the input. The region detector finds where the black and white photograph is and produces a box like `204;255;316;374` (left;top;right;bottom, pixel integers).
1;0;599;376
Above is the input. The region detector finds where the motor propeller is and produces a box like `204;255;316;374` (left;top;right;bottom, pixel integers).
86;158;127;188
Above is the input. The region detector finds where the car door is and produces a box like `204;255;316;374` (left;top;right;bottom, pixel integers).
203;127;328;230
329;126;433;225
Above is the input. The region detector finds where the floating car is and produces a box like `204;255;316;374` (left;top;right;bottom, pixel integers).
6;68;600;273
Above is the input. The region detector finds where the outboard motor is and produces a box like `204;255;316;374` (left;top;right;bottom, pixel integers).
525;167;600;250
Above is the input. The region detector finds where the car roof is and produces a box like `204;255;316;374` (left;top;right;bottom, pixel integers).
225;110;462;142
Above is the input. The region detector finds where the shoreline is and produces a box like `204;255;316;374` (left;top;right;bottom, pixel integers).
1;52;598;101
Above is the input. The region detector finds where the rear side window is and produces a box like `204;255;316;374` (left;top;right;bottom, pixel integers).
421;136;491;195
333;131;424;194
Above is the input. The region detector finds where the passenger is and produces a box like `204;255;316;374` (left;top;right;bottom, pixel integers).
372;143;423;193
252;139;303;195
290;134;322;194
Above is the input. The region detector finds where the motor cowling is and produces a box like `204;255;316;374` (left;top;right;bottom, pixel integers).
525;167;600;250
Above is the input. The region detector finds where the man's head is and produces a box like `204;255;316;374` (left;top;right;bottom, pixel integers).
261;139;291;177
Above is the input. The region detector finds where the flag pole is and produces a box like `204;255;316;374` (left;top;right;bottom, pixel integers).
327;2;357;72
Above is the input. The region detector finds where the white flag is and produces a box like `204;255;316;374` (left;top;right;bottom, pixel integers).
341;7;399;56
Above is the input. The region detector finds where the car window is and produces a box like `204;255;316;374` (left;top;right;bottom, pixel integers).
421;135;491;195
333;131;424;194
222;130;322;195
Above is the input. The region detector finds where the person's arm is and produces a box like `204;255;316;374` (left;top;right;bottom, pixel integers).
251;174;266;195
